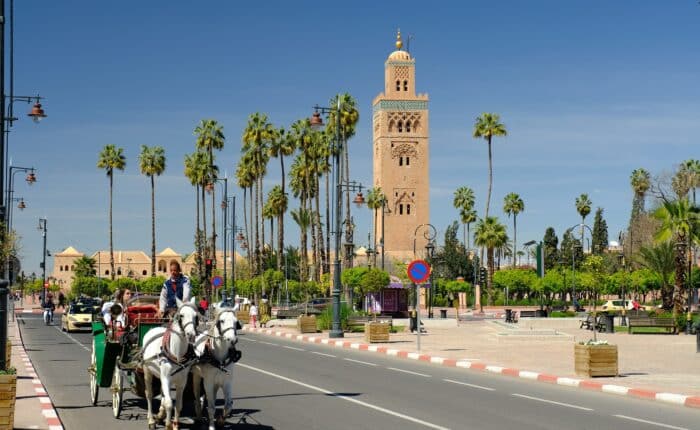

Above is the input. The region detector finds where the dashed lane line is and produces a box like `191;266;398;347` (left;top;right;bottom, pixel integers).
613;415;688;430
310;351;336;358
237;362;450;430
511;394;593;411
344;358;377;366
282;346;305;351
387;367;431;378
54;326;90;352
443;379;495;391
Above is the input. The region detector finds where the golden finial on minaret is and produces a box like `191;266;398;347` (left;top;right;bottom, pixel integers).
396;29;403;50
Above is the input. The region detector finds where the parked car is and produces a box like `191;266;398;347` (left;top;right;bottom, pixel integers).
601;300;646;312
62;303;94;332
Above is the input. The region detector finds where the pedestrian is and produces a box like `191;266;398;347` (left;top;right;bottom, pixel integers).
157;261;191;318
409;307;417;333
58;292;66;310
249;301;258;328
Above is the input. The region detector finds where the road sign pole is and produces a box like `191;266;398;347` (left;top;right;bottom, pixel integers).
415;282;421;352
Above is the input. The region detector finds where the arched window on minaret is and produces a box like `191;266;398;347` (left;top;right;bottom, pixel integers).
407;204;411;215
399;157;403;166
398;120;403;132
399;204;404;215
388;120;395;132
406;157;410;166
403;80;408;91
396;80;401;91
406;121;411;132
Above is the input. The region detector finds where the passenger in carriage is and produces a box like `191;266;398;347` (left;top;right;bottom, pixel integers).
157;261;191;318
101;288;131;328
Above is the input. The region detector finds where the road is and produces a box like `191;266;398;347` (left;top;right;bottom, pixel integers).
18;313;700;430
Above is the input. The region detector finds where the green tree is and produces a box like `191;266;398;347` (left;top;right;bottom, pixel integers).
267;126;295;270
630;168;651;222
73;256;97;278
291;207;312;286
503;192;524;266
591;207;608;255
637;242;674;308
473;113;507;218
366;187;386;267
681;159;700;204
139;145;166;276
453;186;476;247
473;216;508;305
195;119;225;261
542;227;559;270
97;144;126;280
653;198;700;317
435;221;470;280
70;277;103;299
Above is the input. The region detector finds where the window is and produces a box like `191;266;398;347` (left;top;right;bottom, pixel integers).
406;157;410;166
407;204;411;215
399;204;404;215
397;120;403;132
399;157;403;166
403;80;408;91
105;270;110;276
395;192;398;197
59;266;63;272
406;121;411;132
117;268;122;276
142;270;147;276
71;265;74;271
396;80;400;91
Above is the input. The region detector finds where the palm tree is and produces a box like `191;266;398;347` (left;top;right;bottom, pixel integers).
268;126;295;270
473;113;507;218
682;159;700;204
291;207;312;285
459;209;478;250
630;168;651;215
503;192;525;266
185;151;207;277
195;119;225;260
73;256;97;278
637;242;675;309
97;144;126;280
267;185;288;271
653;198;700;318
366;187;386;268
139;145;166;276
453;186;476;247
575;193;592;249
236;157;255;274
473;216;508;305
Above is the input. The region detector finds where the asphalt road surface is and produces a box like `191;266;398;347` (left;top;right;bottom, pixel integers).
18;313;700;430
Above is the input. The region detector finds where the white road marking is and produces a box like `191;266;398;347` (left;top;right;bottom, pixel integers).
282;346;305;351
241;338;258;342
613;415;688;430
344;358;377;366
387;367;430;377
310;351;336;358
237;363;450;430
511;394;593;411
54;326;90;352
259;341;278;346
443;379;495;391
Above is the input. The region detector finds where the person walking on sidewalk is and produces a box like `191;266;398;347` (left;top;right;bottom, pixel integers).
249;301;258;328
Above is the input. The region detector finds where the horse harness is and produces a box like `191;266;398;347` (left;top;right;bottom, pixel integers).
199;309;242;372
157;303;200;374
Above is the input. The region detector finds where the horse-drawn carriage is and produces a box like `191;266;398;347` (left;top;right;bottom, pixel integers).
88;295;242;429
88;295;167;418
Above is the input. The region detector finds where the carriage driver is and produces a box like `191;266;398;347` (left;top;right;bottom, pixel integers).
157;261;191;318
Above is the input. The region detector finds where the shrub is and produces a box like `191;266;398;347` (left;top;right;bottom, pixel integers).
316;303;352;331
550;311;576;318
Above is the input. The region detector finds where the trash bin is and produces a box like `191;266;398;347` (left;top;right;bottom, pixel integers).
603;313;614;333
505;309;513;323
409;310;418;333
440;309;447;319
535;309;547;318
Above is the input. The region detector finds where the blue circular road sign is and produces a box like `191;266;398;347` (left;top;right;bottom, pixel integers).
407;260;431;284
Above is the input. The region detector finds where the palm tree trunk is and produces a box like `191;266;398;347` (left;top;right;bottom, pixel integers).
467;223;471;250
315;175;325;279
109;173;115;280
279;157;286;272
254;176;260;275
242;188;250;274
343;135;353;270
513;215;517;267
151;175;156;276
211;176;216;265
259;175;265;269
373;208;378;268
487;248;495;305
325;161;331;274
201;183;208;260
248;185;254;273
196;184;202;277
310;203;318;281
673;236;686;320
485;136;493;218
463;223;467;250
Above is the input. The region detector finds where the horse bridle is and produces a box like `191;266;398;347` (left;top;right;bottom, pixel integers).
172;303;200;336
213;309;238;342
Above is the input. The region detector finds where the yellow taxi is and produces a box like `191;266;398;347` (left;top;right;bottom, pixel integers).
61;303;93;332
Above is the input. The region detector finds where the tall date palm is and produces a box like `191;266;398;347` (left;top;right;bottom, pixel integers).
139;145;166;276
503;192;524;266
473;113;507;218
97;144;126;280
473;216;508;305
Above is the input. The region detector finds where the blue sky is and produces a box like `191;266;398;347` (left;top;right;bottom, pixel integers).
8;1;700;276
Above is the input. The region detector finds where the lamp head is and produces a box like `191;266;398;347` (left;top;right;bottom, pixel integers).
27;100;47;123
310;110;323;131
17;199;26;210
26;171;37;185
353;191;365;207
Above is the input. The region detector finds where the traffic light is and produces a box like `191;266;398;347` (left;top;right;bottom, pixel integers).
205;258;213;278
479;267;487;285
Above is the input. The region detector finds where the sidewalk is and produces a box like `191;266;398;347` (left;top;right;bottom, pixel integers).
246;314;700;409
10;302;63;430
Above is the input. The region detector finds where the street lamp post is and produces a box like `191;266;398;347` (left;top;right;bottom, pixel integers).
310;98;365;338
523;240;536;267
413;224;437;317
567;223;593;310
380;199;391;270
38;218;47;302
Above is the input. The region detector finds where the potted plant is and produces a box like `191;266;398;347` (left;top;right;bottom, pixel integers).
574;339;618;377
362;269;390;343
0;367;17;429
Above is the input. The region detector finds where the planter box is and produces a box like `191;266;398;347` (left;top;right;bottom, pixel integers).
365;321;390;343
574;344;618;377
0;374;17;429
297;315;317;333
236;310;250;325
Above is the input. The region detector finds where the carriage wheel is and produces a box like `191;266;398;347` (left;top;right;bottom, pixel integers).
89;340;99;406
111;369;124;418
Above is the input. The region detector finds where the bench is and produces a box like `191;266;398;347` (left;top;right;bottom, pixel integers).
579;314;605;331
275;309;303;319
346;315;393;332
518;310;538;318
628;315;676;334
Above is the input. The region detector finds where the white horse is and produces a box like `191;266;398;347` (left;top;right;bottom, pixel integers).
192;309;241;429
142;298;200;430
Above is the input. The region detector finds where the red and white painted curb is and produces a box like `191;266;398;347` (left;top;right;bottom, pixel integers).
18;350;63;430
243;326;700;410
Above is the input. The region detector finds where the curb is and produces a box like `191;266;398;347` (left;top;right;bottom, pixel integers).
242;326;700;410
16;323;64;429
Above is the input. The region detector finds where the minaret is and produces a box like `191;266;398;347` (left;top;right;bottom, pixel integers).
372;30;430;263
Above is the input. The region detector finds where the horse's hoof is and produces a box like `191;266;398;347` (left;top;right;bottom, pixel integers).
148;423;156;430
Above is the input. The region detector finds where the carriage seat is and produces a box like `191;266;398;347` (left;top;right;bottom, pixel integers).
126;304;159;327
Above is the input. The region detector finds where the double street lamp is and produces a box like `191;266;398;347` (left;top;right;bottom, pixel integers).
310;98;365;338
566;223;593;310
413;224;437;317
